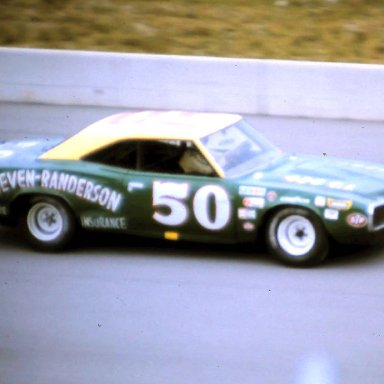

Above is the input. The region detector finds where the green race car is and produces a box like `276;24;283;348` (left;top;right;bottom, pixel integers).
0;110;383;266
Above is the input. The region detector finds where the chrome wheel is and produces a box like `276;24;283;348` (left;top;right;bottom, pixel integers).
267;207;328;266
27;202;64;242
276;215;316;257
23;197;75;251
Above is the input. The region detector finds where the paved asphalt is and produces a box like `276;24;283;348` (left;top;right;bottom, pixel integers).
1;102;384;384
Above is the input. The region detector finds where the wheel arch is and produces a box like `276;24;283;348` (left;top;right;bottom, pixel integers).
9;192;79;226
260;204;329;237
263;204;330;266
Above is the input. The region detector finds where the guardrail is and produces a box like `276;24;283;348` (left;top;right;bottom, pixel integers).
1;47;384;120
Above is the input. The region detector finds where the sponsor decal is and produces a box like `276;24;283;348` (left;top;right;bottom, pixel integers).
0;169;38;192
243;222;255;232
266;191;277;202
242;197;265;209
347;213;368;228
280;196;310;205
0;169;122;212
238;208;257;220
324;209;339;221
81;216;127;229
284;175;356;191
327;198;353;211
239;186;266;197
314;196;326;207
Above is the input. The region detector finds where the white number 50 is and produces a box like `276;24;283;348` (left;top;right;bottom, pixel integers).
153;181;231;231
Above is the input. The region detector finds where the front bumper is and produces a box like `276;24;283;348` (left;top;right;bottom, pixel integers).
370;202;384;231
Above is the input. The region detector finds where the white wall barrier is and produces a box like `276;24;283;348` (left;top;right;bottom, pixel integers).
1;47;384;120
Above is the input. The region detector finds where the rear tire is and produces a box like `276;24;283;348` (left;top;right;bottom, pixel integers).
22;197;75;251
266;207;328;266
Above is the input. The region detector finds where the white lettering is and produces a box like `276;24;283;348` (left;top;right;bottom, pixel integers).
0;173;9;192
41;170;50;187
76;178;87;197
17;170;26;188
91;185;101;202
26;170;36;188
7;171;17;189
193;185;231;230
153;181;190;226
98;188;110;207
107;191;122;212
0;169;123;212
58;173;69;190
81;216;127;229
67;175;77;193
0;170;37;192
83;181;94;199
153;182;231;231
48;171;59;189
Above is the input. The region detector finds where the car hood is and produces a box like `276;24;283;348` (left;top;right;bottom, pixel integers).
0;137;63;165
246;153;384;198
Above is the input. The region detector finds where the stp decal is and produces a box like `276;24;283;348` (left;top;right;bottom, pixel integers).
347;213;368;228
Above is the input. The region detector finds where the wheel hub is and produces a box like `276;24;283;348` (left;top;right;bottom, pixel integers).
277;215;316;256
27;202;64;242
39;210;57;227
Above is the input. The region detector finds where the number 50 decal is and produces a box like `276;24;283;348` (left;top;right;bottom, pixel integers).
153;181;231;231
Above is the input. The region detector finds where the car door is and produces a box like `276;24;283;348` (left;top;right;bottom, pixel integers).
122;140;236;242
125;172;235;242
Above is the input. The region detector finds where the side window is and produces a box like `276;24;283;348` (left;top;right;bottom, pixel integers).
84;141;137;169
140;140;216;176
178;146;215;176
84;140;216;176
138;140;185;174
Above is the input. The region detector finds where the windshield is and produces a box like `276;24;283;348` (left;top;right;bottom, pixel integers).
200;119;280;177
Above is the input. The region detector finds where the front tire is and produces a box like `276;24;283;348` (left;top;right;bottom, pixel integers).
266;207;328;266
23;197;76;251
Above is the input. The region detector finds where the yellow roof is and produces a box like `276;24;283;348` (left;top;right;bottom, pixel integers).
41;110;242;160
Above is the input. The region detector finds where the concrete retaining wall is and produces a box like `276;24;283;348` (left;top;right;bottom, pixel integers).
1;47;383;120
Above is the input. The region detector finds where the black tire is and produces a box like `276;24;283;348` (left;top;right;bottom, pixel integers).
22;196;76;251
266;207;329;267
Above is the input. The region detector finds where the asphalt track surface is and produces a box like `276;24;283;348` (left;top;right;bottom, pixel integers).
1;102;384;384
